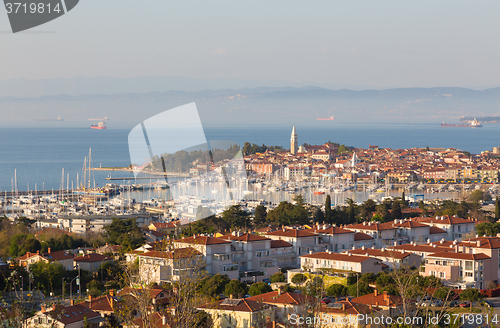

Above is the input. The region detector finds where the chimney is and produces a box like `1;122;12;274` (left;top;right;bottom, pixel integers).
70;299;74;306
48;248;51;254
230;294;234;299
41;304;46;313
477;240;481;247
374;289;378;297
109;289;115;296
375;301;379;307
278;286;282;296
383;291;389;301
361;246;365;250
162;315;167;325
37;250;40;255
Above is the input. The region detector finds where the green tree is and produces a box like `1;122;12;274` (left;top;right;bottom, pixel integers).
476;222;495;236
30;261;64;295
291;273;307;285
346;198;356;224
459;288;481;309
221;205;251;230
253;205;268;227
224;280;248;298
338;145;350;154
392;200;402;221
305;276;323;297
495;197;499;221
248;282;272;296
326;284;346;300
198;274;230;297
325;195;332;222
469;190;484;203
347;282;373;297
270;272;285;283
103;218;145;250
361;199;376;221
434;287;455;301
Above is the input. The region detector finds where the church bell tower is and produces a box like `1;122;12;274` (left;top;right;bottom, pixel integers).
290;125;298;155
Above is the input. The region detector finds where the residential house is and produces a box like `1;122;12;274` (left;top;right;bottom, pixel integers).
25;304;103;328
17;248;74;271
197;298;276;328
73;253;113;272
137;247;203;284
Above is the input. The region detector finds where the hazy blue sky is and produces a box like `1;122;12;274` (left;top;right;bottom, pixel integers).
1;0;500;88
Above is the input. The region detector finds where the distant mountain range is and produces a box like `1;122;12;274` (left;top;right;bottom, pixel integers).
1;77;500;126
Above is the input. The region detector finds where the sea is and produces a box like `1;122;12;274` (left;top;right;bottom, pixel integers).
0;123;498;203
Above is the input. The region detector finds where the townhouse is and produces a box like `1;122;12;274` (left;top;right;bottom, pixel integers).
264;228;327;265
137;247;204;284
197;298;276;328
421;252;492;289
299;251;384;275
346;247;422;270
416;215;477;241
219;232;280;282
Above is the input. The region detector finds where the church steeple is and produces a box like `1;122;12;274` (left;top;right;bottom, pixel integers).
290;125;298;155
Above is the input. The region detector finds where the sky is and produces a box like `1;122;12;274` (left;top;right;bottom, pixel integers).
1;0;500;89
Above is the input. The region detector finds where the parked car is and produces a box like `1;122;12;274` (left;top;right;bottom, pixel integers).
459;301;470;308
321;297;331;304
419;300;432;307
480;300;493;308
449;300;460;307
430;299;443;307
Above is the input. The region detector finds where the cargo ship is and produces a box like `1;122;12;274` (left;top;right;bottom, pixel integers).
441;118;482;128
317;115;335;121
91;121;106;129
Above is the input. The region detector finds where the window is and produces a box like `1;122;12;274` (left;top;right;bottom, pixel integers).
465;261;473;271
465;272;473;277
439;272;445;278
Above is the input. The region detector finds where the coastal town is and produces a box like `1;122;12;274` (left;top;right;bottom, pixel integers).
3;126;500;327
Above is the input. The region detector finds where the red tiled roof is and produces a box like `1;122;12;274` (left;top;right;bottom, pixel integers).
221;233;270;242
319;300;379;315
314;227;353;235
345;222;397;231
347;248;411;259
270;240;293;248
74;253;112;263
354;232;373;241
301;252;373;263
265;229;318;238
417;215;476;225
45;304;100;325
139;247;202;259
427;252;491;261
175;235;231;245
352;291;405;307
79;295;116;312
197;298;275;312
246;291;313;305
429;226;447;234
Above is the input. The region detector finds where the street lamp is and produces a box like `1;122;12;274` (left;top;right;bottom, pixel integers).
62;277;65;304
70;275;79;301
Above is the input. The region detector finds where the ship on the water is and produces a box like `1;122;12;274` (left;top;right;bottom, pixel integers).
316;115;335;121
33;116;64;121
91;121;107;129
441;118;482;128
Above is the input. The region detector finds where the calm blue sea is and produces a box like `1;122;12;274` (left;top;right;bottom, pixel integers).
1;123;499;191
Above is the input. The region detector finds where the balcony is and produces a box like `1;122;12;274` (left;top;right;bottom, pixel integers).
273;252;296;258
